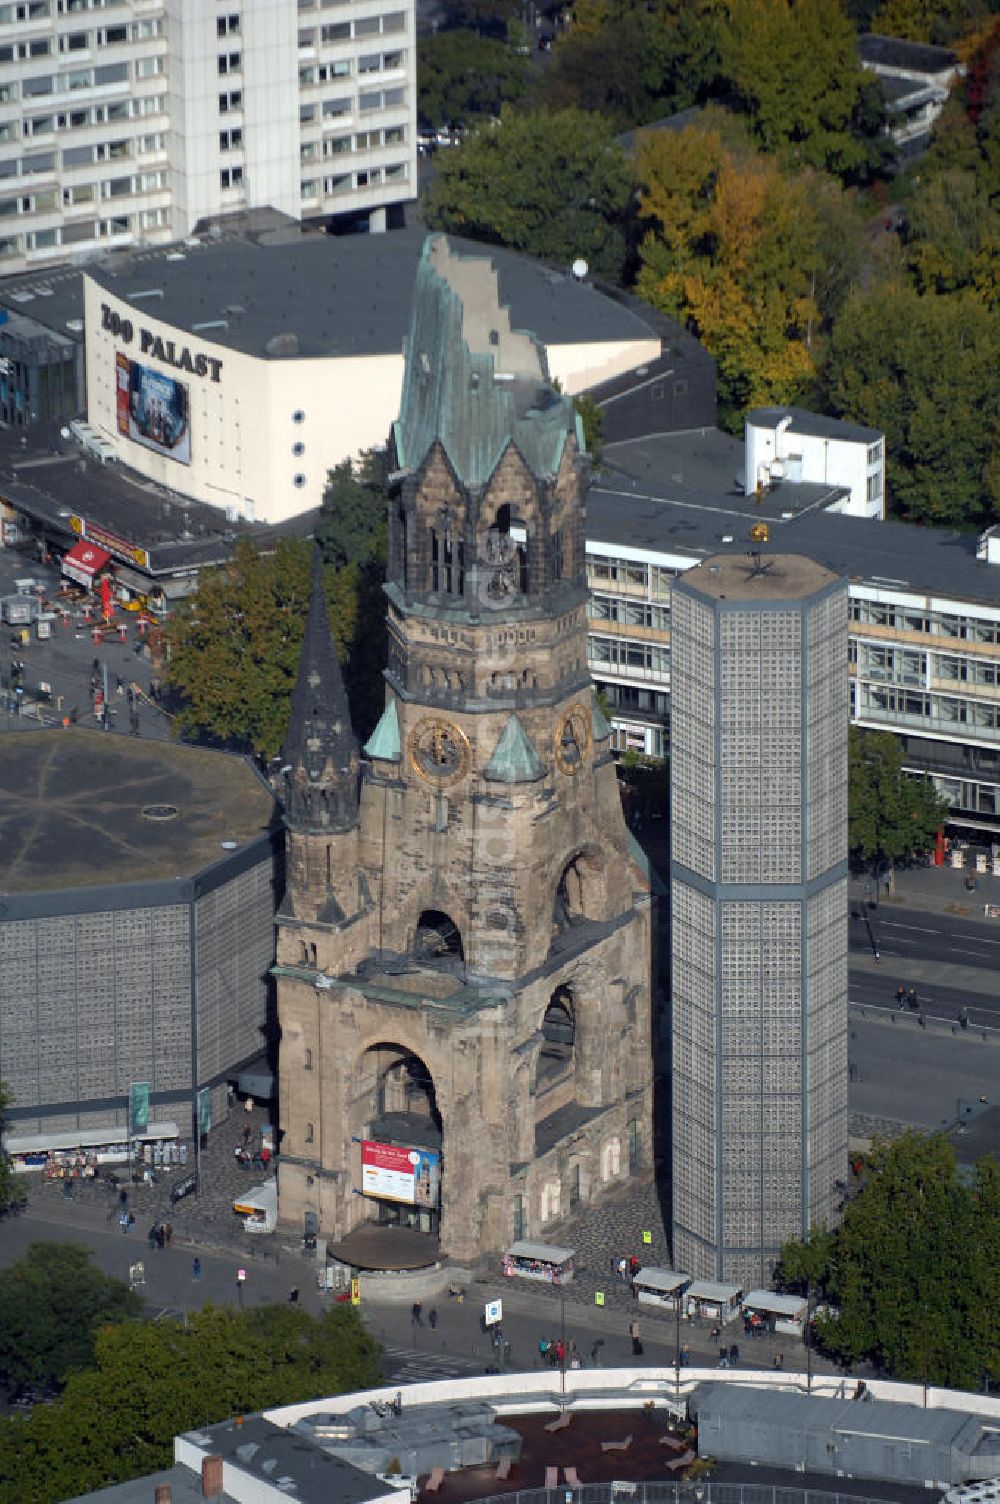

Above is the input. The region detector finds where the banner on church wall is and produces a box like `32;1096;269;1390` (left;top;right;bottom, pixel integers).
361;1139;440;1206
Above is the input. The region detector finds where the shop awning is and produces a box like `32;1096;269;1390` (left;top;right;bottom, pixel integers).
62;540;111;588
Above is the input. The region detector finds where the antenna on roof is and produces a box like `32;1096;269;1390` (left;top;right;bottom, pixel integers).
746;550;774;579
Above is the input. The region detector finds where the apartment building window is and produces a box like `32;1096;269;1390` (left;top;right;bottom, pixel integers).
0;124;15;143
322;98;349;119
218;90;242;112
323;172;350;193
137;133;164;154
354;14;379;33
218;52;241;75
25;115;53;136
300;178;318;196
382;11;406;31
318;60;350;79
139;171;165;192
23;75;53;96
135;56;163;78
220;165;243;188
321;20;349;39
298;28;315;45
140;206;167;229
385;161;406;180
18;0;51;14
217;13;240;37
300;104;316;123
383;50;403;69
356;168;380;186
323;134;350;155
359;52;381;73
100;215;130;235
19;38;52;58
0;236;19;259
102;24;127;43
219;128;243;150
867;441;883;466
59;32;89;52
384;125;404;144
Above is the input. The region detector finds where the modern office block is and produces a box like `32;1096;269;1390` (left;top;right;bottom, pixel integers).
670;552;849;1286
0;0;416;277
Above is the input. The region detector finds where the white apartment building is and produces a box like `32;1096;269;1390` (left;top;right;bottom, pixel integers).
0;0;416;277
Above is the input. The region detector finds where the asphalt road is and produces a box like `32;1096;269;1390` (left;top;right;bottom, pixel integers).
850;903;1000;970
848;1013;999;1131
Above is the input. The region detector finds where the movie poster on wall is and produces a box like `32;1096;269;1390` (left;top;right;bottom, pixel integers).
116;351;191;465
361;1140;441;1206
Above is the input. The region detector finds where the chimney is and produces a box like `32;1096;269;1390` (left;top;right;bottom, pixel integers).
155;1488;172;1504
201;1455;224;1498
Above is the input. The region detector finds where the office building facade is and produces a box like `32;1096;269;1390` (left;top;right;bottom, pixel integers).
670;553;849;1285
0;0;416;277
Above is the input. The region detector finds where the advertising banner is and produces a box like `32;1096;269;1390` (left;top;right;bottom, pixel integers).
361;1140;440;1206
116;351;191;465
129;1082;150;1136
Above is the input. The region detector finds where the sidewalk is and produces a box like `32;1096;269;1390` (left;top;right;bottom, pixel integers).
851;861;1000;919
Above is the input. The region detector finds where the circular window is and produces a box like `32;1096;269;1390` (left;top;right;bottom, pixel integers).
292;409;305;424
292;441;305;456
141;803;179;821
293;473;306;488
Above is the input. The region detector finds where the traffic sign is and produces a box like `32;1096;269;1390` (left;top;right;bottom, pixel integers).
485;1298;503;1326
236;1267;247;1282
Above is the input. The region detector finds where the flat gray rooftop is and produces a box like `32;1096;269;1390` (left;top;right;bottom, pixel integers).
0;729;274;893
1;226;658;362
589;432;1000;609
680;551;840;603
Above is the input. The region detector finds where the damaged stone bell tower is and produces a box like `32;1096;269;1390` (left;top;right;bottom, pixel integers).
276;236;654;1266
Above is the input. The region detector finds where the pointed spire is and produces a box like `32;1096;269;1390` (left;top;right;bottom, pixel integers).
484;713;546;784
364;698;401;763
282;550;359;833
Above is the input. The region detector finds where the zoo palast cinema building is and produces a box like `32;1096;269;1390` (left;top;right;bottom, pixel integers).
274;238;656;1265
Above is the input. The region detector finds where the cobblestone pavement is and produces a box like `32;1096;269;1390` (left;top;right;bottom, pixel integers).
30;1100;291;1268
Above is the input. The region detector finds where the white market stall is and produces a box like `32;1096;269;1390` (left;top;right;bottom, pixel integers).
743;1288;809;1337
633;1267;691;1310
234;1179;277;1234
501;1240;575;1284
683;1279;743;1325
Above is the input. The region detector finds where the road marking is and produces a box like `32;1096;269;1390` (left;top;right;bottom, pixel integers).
878;922;940;934
952;934;1000;946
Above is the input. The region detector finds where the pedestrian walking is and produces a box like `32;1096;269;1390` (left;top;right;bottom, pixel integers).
288;1286;299;1304
629;1319;643;1356
192;1257;201;1281
773;1352;784;1370
590;1338;604;1364
554;1338;565;1367
680;1343;690;1367
539;1337;550;1365
428;1308;438;1330
165;1222;173;1246
411;1301;423;1327
120;1211;129;1233
617;1256;628;1281
729;1343;740;1366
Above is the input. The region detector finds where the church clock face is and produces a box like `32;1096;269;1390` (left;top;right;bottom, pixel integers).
554;704;591;775
408;716;472;786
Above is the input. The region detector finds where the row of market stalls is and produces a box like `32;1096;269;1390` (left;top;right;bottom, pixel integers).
5;1121;183;1179
633;1267;809;1336
498;1243;809;1336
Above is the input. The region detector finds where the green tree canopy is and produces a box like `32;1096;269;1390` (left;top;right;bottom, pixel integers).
538;1;721;131
0;1242;143;1401
425;108;636;283
417;29;530;129
314;451;388;572
849;726;948;864
0;1303;380;1504
716;0;892;182
636;123;860;423
164;537;314;759
820;281;1000;525
779;1132;1000;1389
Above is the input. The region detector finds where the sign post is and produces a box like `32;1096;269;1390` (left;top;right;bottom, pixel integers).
484;1298;503;1327
236;1267;247;1310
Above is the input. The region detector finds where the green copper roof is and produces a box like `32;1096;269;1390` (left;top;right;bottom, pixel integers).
364;699;401;762
591;692;613;742
484;714;546;784
394;235;576;488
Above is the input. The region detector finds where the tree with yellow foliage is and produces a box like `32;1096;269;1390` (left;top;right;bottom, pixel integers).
636;125;859;424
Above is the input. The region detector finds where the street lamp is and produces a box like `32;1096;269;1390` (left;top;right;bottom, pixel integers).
674;1294;681;1397
555;1274;566;1400
805;1282;813;1394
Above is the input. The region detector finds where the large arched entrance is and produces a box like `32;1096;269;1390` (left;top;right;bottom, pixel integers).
338;1042;443;1269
